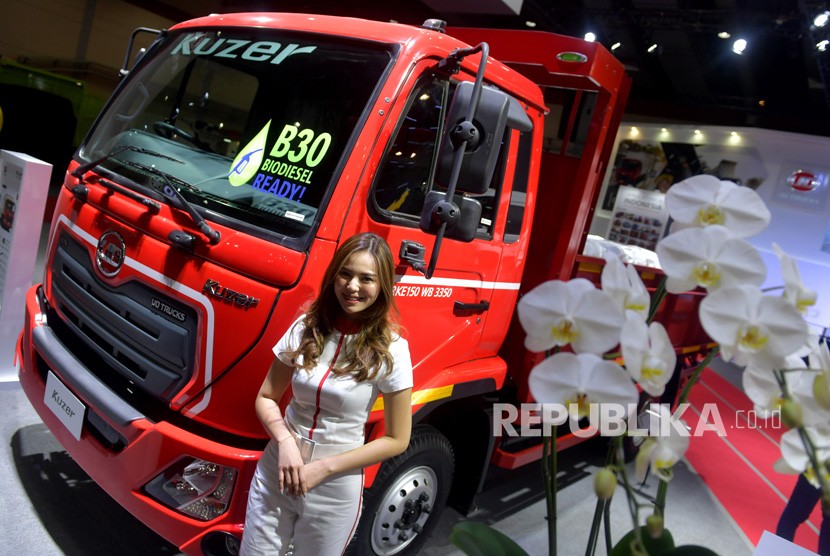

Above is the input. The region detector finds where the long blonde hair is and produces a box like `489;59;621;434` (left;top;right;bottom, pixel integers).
284;232;400;382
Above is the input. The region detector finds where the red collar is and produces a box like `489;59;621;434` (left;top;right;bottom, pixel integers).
334;315;362;335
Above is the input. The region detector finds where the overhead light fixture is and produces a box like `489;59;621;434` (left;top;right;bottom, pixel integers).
814;11;830;27
611;42;621;51
718;31;732;39
818;39;830;52
732;38;747;55
584;32;596;42
525;20;536;28
647;43;658;53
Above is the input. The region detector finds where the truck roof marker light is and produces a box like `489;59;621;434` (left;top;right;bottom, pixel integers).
422;19;447;33
557;52;588;63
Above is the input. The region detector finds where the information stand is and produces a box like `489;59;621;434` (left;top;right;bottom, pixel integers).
0;150;52;383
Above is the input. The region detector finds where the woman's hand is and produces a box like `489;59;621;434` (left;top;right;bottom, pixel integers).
302;459;332;492
277;437;306;496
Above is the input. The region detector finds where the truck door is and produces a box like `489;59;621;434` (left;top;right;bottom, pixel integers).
364;74;507;368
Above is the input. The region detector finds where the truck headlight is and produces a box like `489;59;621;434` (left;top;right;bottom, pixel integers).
145;457;238;521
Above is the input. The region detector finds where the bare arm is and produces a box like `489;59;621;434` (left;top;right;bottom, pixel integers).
303;387;413;491
256;357;305;494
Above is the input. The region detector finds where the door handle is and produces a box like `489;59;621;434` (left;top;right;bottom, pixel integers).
453;300;490;313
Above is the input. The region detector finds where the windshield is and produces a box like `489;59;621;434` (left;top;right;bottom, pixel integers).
81;27;394;244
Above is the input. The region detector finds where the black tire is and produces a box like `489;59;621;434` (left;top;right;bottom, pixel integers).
345;424;454;556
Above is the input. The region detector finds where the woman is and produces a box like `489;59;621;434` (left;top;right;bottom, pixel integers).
241;232;413;555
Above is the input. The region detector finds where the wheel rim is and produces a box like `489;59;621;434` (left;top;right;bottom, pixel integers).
370;465;439;555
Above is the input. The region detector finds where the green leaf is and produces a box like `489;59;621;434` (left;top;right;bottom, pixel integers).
663;546;720;556
450;521;530;556
609;526;675;556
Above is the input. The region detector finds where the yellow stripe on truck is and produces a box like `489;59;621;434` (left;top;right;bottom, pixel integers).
371;385;454;412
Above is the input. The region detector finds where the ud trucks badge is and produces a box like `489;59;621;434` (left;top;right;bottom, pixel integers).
96;230;126;277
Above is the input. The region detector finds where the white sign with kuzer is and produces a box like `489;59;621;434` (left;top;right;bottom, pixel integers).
45;371;87;441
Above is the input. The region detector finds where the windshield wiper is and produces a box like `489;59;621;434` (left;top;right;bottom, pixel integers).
67;145;184;211
71;144;182;179
132;163;221;247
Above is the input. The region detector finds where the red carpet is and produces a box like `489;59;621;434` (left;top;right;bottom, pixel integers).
683;368;822;553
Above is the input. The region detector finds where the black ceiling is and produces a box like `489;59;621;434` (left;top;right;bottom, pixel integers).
136;0;830;137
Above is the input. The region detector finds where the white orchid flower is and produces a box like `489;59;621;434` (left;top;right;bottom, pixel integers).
742;365;785;418
635;405;690;482
809;341;830;410
620;315;677;397
665;174;771;238
742;355;829;425
528;352;639;427
778;426;830;486
655;225;766;294
699;285;809;369
773;243;817;313
517;278;625;354
601;255;651;320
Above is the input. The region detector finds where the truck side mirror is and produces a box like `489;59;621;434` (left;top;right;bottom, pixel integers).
420;191;482;242
119;27;163;77
436;81;531;195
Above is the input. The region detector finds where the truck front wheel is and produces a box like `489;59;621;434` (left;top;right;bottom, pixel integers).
347;424;454;556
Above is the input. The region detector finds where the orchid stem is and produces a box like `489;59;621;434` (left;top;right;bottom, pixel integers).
647;276;668;325
585;440;618;555
615;436;647;552
654;345;720;514
543;430;558;556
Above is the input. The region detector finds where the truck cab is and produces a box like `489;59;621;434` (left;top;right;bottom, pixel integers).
17;12;631;556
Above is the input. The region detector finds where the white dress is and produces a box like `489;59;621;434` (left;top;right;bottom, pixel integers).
241;316;413;556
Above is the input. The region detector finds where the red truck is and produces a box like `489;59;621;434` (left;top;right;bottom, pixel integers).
16;12;710;556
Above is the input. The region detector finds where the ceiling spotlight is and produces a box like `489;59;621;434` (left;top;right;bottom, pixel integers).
525;20;537;28
718;31;732;39
647;43;658;53
585;32;596;42
819;39;830;52
732;38;747;55
611;42;621;51
814;11;830;27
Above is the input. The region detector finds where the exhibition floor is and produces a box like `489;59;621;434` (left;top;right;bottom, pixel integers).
1;365;761;556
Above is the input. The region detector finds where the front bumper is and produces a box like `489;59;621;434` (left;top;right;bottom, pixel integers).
17;284;260;555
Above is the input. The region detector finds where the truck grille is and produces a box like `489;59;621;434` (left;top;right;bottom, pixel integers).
48;232;198;402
